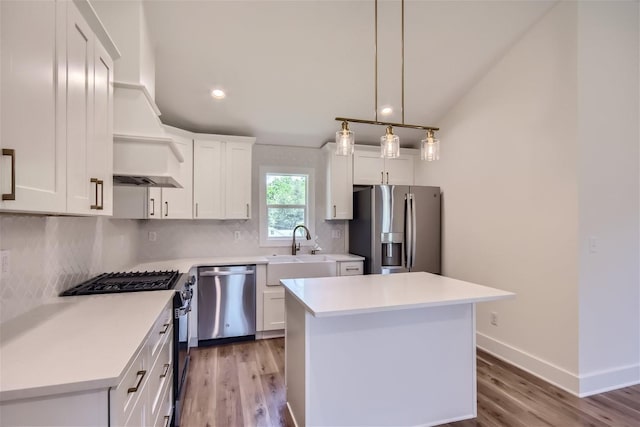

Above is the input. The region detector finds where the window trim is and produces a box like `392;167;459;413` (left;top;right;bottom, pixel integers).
259;166;315;248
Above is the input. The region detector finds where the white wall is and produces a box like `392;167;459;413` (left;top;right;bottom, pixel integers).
136;144;347;261
0;217;139;322
424;0;640;395
577;0;640;395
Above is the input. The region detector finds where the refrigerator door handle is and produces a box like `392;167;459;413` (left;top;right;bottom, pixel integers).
404;194;412;269
411;193;417;270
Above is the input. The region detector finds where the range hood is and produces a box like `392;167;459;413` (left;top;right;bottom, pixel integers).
112;82;184;188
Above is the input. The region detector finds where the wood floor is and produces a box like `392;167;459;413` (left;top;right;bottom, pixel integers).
180;338;640;427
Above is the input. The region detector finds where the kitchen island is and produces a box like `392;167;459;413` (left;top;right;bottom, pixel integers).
280;272;514;427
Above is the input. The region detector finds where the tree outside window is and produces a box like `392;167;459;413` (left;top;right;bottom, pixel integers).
266;173;308;238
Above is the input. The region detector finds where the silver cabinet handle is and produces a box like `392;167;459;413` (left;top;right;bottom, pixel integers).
89;179;104;210
127;370;146;393
150;198;155;216
159;323;170;334
160;363;170;378
199;270;255;277
386;172;389;184
380;171;384;184
246;203;250;218
333;205;337;218
1;149;15;201
195;202;198;218
164;201;168;217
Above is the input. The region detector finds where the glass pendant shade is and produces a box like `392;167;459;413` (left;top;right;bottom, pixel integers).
380;126;400;158
335;121;355;156
421;131;440;161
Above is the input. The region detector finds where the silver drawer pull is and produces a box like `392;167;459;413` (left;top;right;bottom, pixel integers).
164;415;170;427
345;267;360;271
160;363;170;378
127;370;146;393
159;323;170;334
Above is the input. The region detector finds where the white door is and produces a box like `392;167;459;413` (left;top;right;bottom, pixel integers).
92;40;114;215
161;133;193;219
0;0;66;213
326;149;352;220
224;141;252;219
66;3;94;214
385;155;414;185
353;149;384;185
193;140;223;219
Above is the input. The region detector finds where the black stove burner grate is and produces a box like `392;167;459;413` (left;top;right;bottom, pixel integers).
61;270;180;296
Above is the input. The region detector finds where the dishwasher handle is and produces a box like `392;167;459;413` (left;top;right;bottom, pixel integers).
199;269;255;277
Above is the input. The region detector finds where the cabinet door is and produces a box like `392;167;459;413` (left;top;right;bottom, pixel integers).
66;3;95;214
385;155;414;185
0;0;66;213
325;147;352;220
224;141;252;219
353;149;384;185
263;289;285;331
161;134;193;219
92;40;114;216
193;140;223;219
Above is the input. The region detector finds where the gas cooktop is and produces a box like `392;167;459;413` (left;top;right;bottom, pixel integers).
61;271;181;296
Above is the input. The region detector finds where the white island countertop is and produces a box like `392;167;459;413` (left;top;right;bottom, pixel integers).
0;290;175;402
281;272;515;317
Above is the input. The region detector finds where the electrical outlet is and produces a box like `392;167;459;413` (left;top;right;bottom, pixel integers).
490;312;498;326
1;250;10;275
234;231;241;241
148;231;157;242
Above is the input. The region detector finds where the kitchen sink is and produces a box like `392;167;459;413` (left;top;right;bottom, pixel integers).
266;255;336;285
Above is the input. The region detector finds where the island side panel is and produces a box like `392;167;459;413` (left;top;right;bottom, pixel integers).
306;304;476;427
285;292;307;427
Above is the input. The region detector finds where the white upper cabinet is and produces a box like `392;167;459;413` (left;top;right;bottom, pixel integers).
0;0;118;215
224;141;252;219
66;2;115;215
0;0;66;213
353;146;415;186
193;139;224;219
323;143;353;220
193;135;254;220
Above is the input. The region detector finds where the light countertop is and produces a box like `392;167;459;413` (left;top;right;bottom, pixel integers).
0;290;175;402
280;272;515;317
130;254;364;274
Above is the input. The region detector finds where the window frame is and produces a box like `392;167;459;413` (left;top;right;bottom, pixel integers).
259;166;315;247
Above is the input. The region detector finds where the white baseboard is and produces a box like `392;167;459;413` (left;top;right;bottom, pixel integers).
477;333;640;397
477;333;580;395
256;329;284;340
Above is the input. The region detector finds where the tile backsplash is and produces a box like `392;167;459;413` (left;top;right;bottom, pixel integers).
0;216;139;322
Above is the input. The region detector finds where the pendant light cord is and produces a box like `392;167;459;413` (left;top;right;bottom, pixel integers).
374;0;378;122
401;0;405;124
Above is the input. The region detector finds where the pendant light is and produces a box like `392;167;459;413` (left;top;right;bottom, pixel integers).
420;129;440;161
335;121;355;156
380;126;400;158
334;0;441;161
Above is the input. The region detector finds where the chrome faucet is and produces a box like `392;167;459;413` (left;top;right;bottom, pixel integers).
291;225;311;255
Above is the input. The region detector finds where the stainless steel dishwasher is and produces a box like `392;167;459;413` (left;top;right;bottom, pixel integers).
198;265;256;344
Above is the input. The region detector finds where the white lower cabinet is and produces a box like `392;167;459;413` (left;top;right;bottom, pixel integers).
263;288;286;331
0;301;173;427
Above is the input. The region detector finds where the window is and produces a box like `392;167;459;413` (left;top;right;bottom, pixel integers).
260;166;315;246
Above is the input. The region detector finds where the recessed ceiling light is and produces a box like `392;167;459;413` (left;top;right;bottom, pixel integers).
211;89;226;99
380;107;393;115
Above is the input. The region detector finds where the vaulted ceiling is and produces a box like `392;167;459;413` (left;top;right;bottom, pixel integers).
143;1;556;148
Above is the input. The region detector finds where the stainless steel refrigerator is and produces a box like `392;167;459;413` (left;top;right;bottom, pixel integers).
349;185;441;274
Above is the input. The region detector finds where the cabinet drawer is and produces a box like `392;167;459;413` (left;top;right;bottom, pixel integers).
114;345;149;424
153;368;174;427
149;303;172;362
340;261;363;276
149;332;173;422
